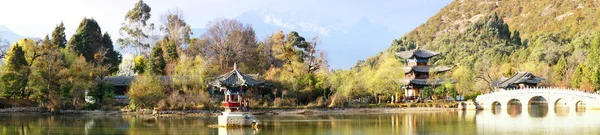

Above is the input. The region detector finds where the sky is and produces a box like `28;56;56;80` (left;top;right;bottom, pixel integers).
0;0;452;69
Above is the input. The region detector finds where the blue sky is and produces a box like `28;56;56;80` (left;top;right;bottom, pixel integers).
0;0;452;69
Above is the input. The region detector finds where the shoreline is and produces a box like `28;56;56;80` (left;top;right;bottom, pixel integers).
0;107;461;116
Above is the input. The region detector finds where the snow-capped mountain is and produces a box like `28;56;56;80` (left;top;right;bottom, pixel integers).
192;11;397;69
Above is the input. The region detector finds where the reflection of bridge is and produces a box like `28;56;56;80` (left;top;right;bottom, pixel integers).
476;88;600;110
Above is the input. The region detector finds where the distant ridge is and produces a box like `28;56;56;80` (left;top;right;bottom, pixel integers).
0;25;22;43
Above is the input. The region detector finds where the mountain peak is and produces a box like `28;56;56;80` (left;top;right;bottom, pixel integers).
0;25;11;32
0;25;23;43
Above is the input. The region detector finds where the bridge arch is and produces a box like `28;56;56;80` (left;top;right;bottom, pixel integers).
491;101;501;114
475;88;600;111
554;98;569;110
576;100;586;111
527;96;548;117
506;99;522;116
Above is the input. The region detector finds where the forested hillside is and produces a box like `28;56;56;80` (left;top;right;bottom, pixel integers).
383;0;600;95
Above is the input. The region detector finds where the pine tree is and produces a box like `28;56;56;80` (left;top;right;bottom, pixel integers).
149;44;166;75
2;43;29;99
51;22;67;48
5;43;28;71
552;56;567;85
511;30;522;47
592;68;600;92
162;37;178;62
101;33;122;74
67;18;104;62
571;64;584;89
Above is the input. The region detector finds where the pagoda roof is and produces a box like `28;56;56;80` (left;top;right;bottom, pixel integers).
403;66;452;73
210;64;263;88
492;72;544;88
396;48;440;59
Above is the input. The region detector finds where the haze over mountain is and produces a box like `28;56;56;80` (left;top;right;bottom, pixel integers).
0;25;21;43
192;11;397;69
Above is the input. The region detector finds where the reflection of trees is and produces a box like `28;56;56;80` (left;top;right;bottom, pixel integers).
0;112;482;134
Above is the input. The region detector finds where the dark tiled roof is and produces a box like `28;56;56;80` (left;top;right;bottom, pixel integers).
102;76;189;87
403;66;453;73
210;67;263;88
492;72;545;88
401;78;454;86
396;49;440;59
103;76;135;87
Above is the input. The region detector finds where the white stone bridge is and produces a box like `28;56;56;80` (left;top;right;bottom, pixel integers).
475;87;600;110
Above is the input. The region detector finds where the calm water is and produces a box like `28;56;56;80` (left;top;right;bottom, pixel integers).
1;107;599;135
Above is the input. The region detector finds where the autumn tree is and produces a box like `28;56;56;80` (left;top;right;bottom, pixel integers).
197;19;262;73
161;9;192;50
1;43;28;99
28;36;66;107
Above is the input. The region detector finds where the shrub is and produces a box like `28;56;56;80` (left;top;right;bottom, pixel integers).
156;91;210;110
464;91;482;101
273;98;297;108
127;75;166;109
328;93;348;108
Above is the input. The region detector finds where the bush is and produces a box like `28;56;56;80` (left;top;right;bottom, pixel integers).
156;91;210;110
127;75;166;109
328;93;348;108
307;96;327;108
273;98;297;108
464;91;482;101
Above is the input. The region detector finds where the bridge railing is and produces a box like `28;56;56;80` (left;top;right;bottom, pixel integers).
475;87;600;102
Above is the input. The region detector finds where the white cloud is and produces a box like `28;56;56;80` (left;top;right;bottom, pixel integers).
298;22;330;37
262;13;295;30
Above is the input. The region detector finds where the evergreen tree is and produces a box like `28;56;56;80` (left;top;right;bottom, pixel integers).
42;35;52;47
571;64;584;89
552;56;567;84
101;33;122;74
51;22;67;48
2;43;29;99
149;44;166;75
592;68;600;91
67;18;104;62
162;37;178;62
511;30;522;47
5;44;28;71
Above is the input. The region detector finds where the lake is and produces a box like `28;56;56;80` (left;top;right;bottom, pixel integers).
1;107;599;134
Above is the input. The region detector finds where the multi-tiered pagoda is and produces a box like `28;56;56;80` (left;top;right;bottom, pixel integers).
396;47;452;101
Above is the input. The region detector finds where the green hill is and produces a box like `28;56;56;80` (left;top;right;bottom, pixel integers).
345;0;600;96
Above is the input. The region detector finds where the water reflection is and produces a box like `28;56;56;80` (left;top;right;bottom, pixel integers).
554;106;569;117
1;109;600;135
492;102;501;115
528;96;548;118
507;99;522;117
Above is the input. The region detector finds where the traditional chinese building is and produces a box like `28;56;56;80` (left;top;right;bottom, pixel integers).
492;72;544;89
396;47;452;100
210;64;262;127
